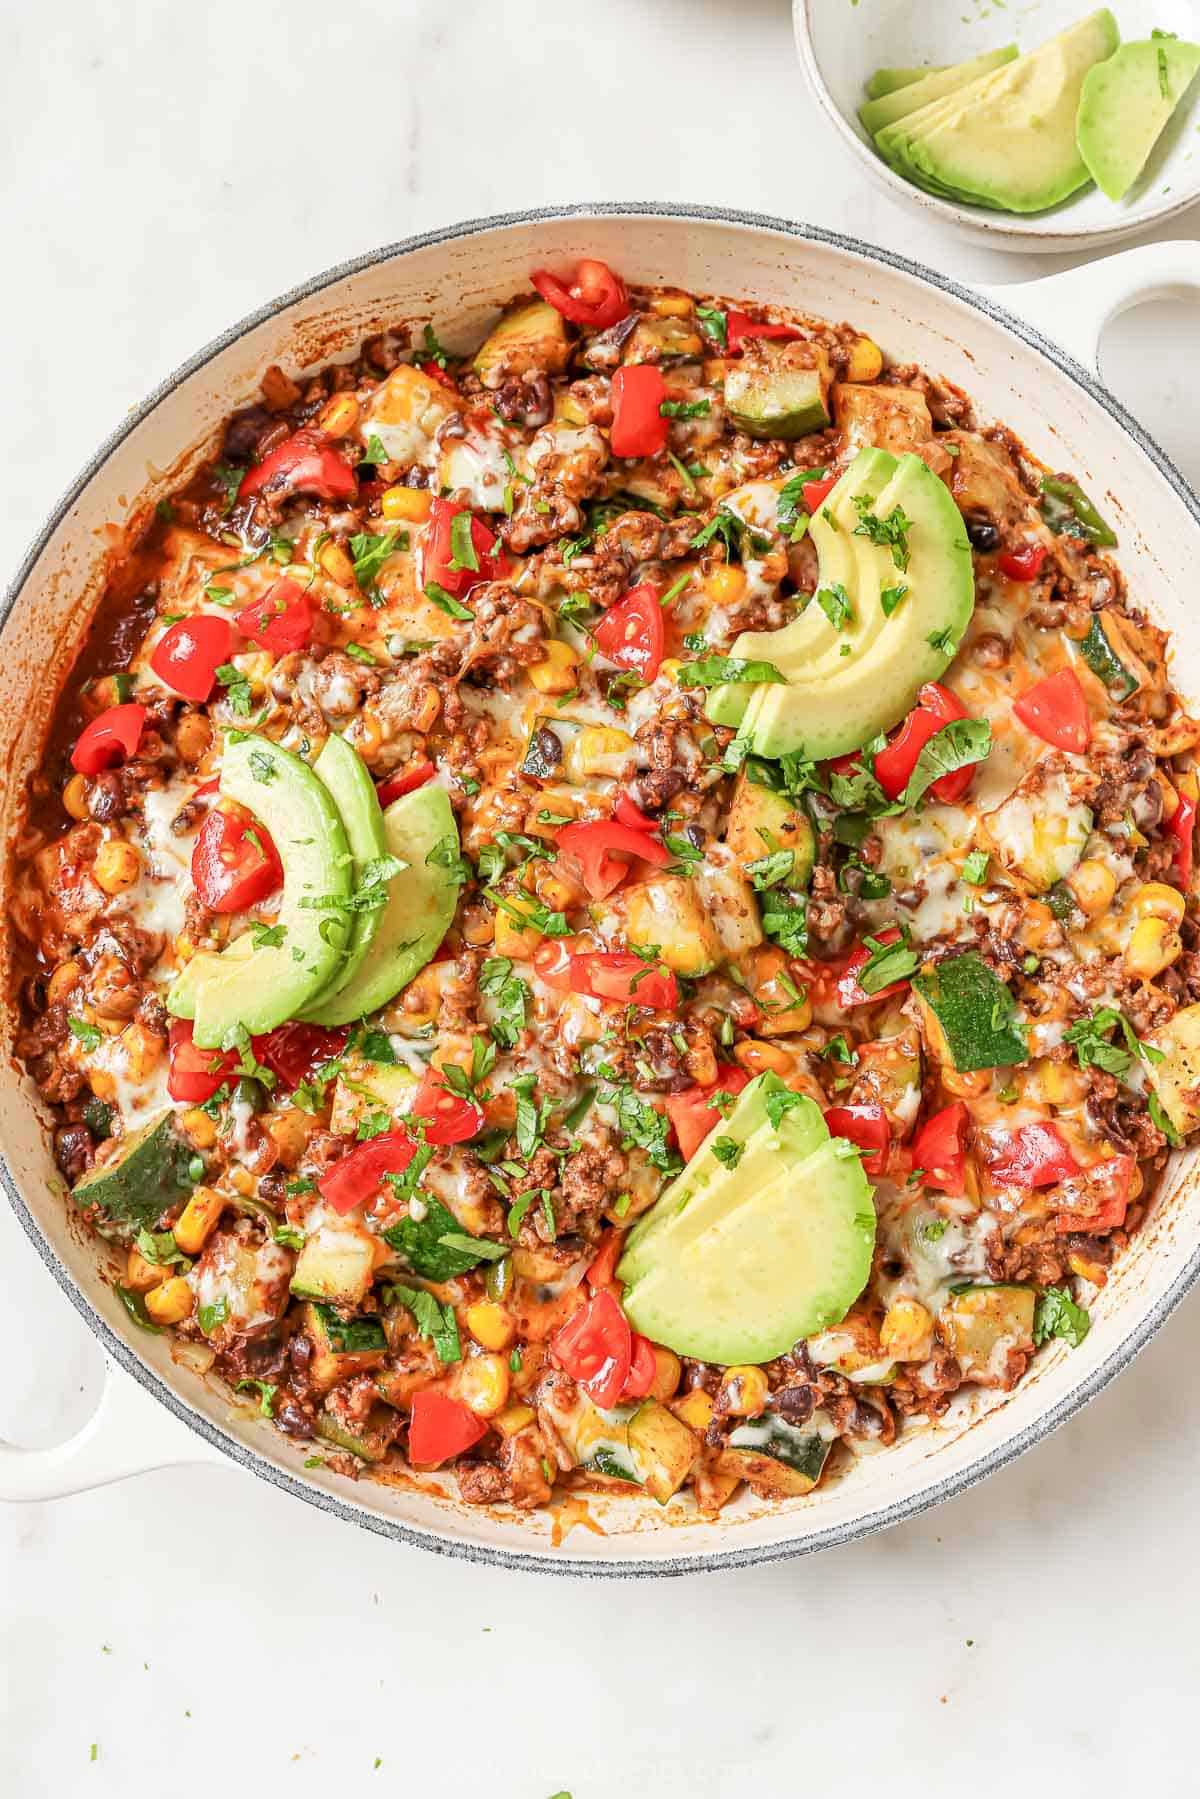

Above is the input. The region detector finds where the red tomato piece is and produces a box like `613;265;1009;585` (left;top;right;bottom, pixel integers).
910;1102;969;1197
420;497;506;598
837;925;912;1009
989;1122;1081;1189
166;1019;239;1104
319;1129;418;1216
238;431;356;503
235;579;313;656
1169;787;1197;889
149;615;234;704
1053;1155;1133;1235
556;818;670;901
252;1022;349;1090
408;1389;487;1466
1013;668;1090;754
997;543;1049;582
622;1334;658;1400
726;310;800;352
665;1067;752;1164
823;1103;890;1176
591;583;665;682
801;472;839;512
610;365;668;459
533;938;575;990
410;1069;484;1145
569;951;678;1011
613;790;658;833
530;259;629;330
377;761;435;806
70;703;146;776
873;681;977;805
191;804;283;913
551;1288;633;1408
587;1229;626;1291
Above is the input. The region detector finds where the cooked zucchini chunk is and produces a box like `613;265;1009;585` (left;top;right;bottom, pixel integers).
622;874;722;976
718;1410;835;1497
1147;1003;1200;1137
72;1110;198;1235
724;766;816;890
979;765;1092;892
291;1222;378;1309
627;1399;700;1502
304;1302;388;1394
315;1403;400;1463
938;1286;1034;1387
474;299;572;384
724;338;832;440
913;952;1027;1073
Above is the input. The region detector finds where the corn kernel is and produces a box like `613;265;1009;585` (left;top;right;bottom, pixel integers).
1131;881;1186;925
465;1301;515;1352
494;897;542;959
565;725;634;781
1126;916;1182;979
702;358;727;384
175;711;212;765
846;336;884;382
47;960;81;1007
494;1403;536;1438
93;838;141;895
647;1346;683;1403
1038;1058;1085;1108
880;1297;933;1359
173;1185;225;1256
319;539;357;588
411;685;441;732
1068;1251;1107;1285
1068;858;1116;918
672;1389;715;1432
1020;899;1056;950
63;773;90;820
734;1038;793;1076
1159;776;1181;823
453;1352;511;1418
315;392;361;439
651;293;694;318
940;1066;992;1100
125;1246;162;1293
719;1365;770;1417
180;1107;217;1151
704;564;747;606
382;484;433;523
528;639;581;695
143;1277;194;1325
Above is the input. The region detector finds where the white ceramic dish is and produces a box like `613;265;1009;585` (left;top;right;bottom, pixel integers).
795;0;1200;252
2;208;1200;1575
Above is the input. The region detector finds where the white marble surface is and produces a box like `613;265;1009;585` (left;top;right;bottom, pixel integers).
2;1;1199;1792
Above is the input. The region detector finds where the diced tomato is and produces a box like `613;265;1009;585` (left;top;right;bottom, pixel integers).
665;1068;752;1163
408;1389;487;1466
621;1334;658;1400
609;365;668;459
910;1102;969;1196
420;496;506;598
591;582;665;683
551;1288;632;1408
319;1129;418;1215
873;681;978;805
253;1022;349;1090
149;615;234;704
997;542;1049;583
837;925;911;1009
530;259;629;331
410;1069;484;1145
569;951;678;1011
235;579;314;656
1168;786;1196;889
421;361;457;389
191;803;283;913
166;1019;239;1104
533;938;575;990
556;817;670;901
238;431;356;503
613;790;658;833
1013;668;1090;754
587;1229;626;1291
823;1103;889;1176
70;703;146;776
1053;1154;1133;1235
801;472;839;512
377;760;435;806
989;1121;1081;1189
726;310;800;352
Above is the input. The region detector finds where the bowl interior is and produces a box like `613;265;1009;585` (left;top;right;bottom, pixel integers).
5;207;1200;1569
801;0;1200;240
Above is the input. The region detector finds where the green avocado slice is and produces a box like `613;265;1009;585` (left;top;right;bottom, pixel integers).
303;733;390;1012
859;45;1017;136
301;782;459;1026
865;65;948;102
1077;37;1200;201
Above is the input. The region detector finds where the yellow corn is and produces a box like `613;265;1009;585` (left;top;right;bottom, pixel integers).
565;725;634;781
319;539;357;588
175;712;212;765
941;1066;991;1100
63;773;90;820
125;1246;162;1293
460;905;496;948
659;658;684;684
1068;1250;1107;1285
120;1020;164;1084
382;484;433;523
1131;881;1186;925
1039;1058;1086;1108
703;358;727;384
46;960;81;1007
391;967;441;1029
1068;858;1116;918
93;838;141;895
528;640;581;695
1158;776;1181;823
350;709;385;759
651;293;694;318
494;896;542;959
671;1389;715;1432
846;336;884;382
315;392;361;439
734;1039;793;1076
494;1403;536;1438
1020;900;1056;951
454;1353;511;1418
143;1277;194;1325
1126;917;1182;979
880;1297;933;1359
411;685;441;732
719;1365;770;1417
647;1346;683;1404
465;1301;515;1352
173;1185;226;1256
180;1107;217;1151
704;564;747;606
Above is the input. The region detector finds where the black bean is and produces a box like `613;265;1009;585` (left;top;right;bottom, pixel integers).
965;516;999;553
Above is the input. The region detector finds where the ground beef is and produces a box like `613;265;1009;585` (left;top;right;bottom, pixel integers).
456;1460;511;1505
311;650;381;718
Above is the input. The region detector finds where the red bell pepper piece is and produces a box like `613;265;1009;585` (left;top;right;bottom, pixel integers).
253;1022;349;1090
665;1067;752;1163
621;1334;658;1400
410;1069;484;1145
1053;1154;1133;1235
166;1019;239;1104
989;1121;1081;1189
823;1103;890;1176
149;615;234;704
377;760;435;807
420;497;505;598
801;472;839;512
910;1102;969;1196
70;703;146;776
1013;667;1090;754
530;259;629;331
319;1129;418;1215
726;310;800;352
191;803;283;913
408;1389;487;1466
1169;787;1196;889
235;579;313;656
587;1229;625;1291
873;681;977;805
238;431;356;503
613;790;658;833
556;817;670;901
997;542;1048;582
569;951;678;1011
837;925;912;1009
592;582;665;683
609;365;668;459
551;1288;633;1408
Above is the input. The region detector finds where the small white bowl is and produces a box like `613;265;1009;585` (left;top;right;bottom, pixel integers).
794;0;1200;252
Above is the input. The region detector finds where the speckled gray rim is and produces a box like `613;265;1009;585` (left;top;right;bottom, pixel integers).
6;202;1200;1577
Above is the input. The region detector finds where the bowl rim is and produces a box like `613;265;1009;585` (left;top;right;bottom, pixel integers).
6;199;1200;1577
792;0;1200;248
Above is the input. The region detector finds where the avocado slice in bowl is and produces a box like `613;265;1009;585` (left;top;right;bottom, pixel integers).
858;45;1017;138
301;732;392;1015
1077;36;1200;202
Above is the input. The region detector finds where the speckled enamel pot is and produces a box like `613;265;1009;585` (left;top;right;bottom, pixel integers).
3;206;1200;1575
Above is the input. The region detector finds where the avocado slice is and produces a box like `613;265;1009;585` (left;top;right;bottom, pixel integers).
302;782;458;1026
473;298;572;383
723;338;832;441
1077;37;1200;201
859;45;1017;136
72;1110;198;1235
865;65;947;102
304;733;390;1012
168;733;353;1047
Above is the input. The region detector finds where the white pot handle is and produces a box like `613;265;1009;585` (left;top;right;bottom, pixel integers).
978;240;1200;374
0;1360;224;1501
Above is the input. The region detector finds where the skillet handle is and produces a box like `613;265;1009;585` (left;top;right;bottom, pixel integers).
0;1361;224;1501
978;240;1200;374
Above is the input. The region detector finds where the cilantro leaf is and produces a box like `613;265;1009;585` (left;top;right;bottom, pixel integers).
1033;1286;1090;1350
